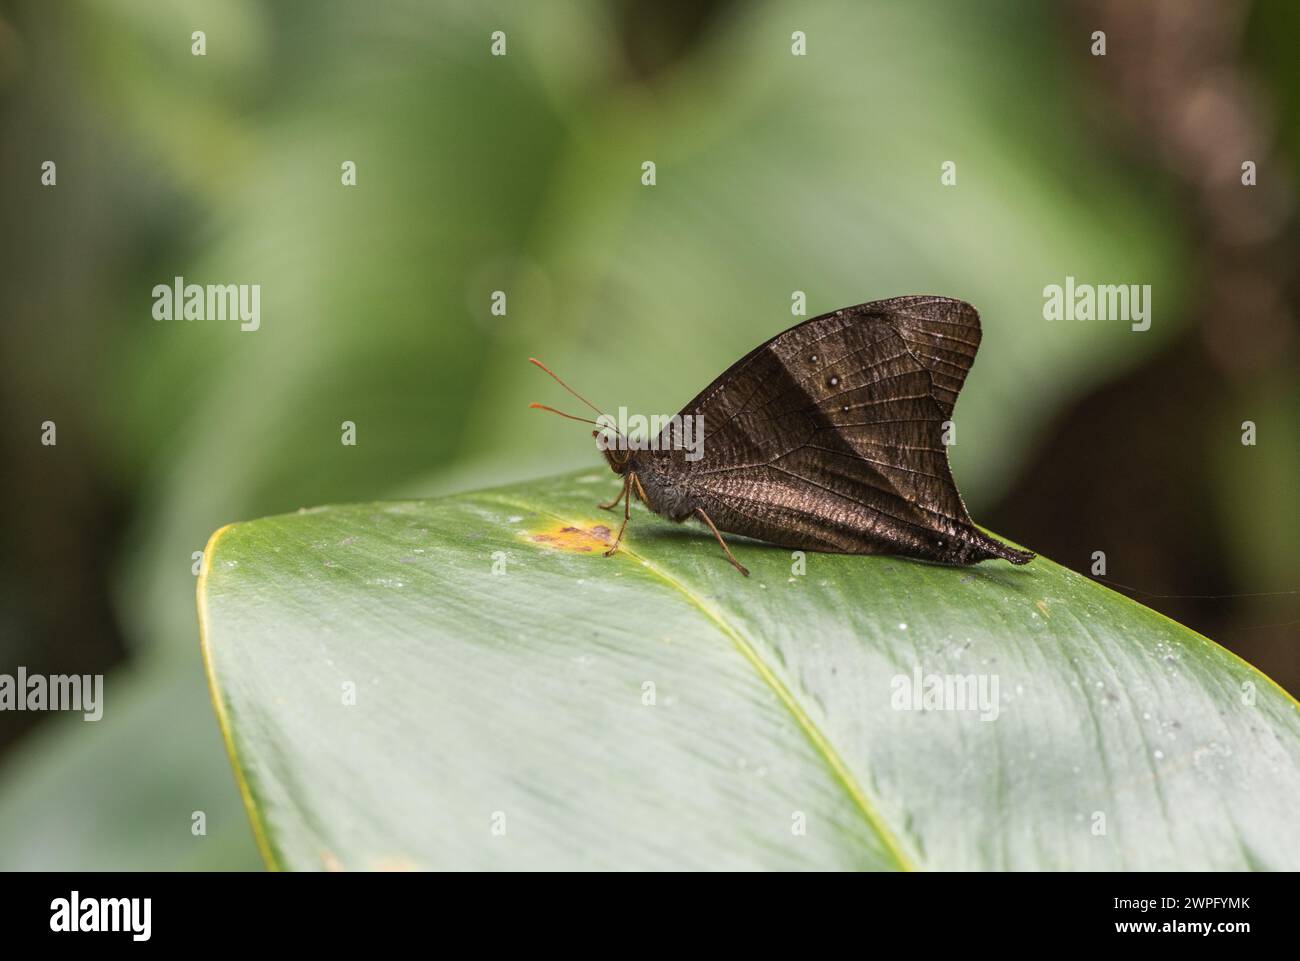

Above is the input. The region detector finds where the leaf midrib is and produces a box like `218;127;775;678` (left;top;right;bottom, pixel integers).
478;491;918;871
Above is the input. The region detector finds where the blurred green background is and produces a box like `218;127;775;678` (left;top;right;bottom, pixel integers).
1;0;1296;869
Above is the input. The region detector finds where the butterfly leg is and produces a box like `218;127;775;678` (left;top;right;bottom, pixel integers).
598;476;628;512
604;475;633;558
694;507;749;577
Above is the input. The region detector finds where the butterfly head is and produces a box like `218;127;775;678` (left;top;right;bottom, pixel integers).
596;431;632;475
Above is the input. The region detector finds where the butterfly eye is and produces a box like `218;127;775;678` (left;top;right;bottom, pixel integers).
828;375;840;388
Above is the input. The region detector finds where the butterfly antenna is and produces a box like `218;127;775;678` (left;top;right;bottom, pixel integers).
528;403;601;427
528;357;606;417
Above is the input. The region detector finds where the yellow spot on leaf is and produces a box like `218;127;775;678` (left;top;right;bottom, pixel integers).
527;522;613;554
1036;599;1050;619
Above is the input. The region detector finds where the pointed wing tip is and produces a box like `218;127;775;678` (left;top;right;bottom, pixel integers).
995;543;1036;565
976;536;1035;565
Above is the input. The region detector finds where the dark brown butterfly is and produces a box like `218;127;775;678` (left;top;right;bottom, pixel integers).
531;295;1034;576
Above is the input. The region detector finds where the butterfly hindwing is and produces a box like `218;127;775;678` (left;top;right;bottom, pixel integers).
657;297;1027;563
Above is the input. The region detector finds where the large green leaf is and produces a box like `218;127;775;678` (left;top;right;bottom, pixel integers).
198;470;1300;870
3;0;1185;871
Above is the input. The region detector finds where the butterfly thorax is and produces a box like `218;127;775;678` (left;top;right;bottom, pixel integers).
625;450;697;522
